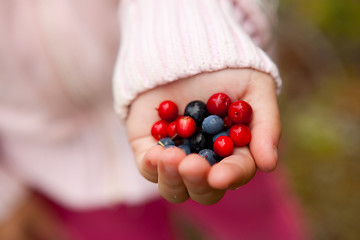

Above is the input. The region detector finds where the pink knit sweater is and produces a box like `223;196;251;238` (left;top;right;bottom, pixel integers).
0;0;280;222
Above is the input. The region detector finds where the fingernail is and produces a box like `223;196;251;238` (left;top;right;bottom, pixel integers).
150;159;157;167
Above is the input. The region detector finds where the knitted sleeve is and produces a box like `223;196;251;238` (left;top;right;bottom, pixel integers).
113;0;281;120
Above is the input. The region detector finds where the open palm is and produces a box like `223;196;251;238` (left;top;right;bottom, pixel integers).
125;69;281;205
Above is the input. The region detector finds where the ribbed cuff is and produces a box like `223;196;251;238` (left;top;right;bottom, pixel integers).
113;0;281;120
0;167;28;224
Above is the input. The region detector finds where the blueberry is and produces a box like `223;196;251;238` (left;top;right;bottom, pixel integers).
178;144;191;155
198;149;217;166
158;137;175;147
184;101;209;127
183;138;191;147
212;130;229;142
189;131;212;153
164;145;176;149
202;115;224;135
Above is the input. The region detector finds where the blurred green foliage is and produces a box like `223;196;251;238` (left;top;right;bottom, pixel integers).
291;0;360;40
280;0;360;72
277;0;360;239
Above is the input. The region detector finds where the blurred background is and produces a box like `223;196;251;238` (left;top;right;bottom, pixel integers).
1;1;358;239
276;0;360;239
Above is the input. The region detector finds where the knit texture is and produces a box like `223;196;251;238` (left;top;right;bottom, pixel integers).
113;0;281;120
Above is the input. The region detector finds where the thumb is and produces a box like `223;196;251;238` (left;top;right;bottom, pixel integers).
248;75;281;172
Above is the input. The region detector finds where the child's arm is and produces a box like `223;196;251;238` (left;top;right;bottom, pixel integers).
0;187;66;240
0;165;28;224
0;162;66;238
114;0;281;204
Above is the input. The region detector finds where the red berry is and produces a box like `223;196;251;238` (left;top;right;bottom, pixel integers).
213;136;234;157
206;93;232;117
176;116;197;138
229;124;251;147
166;121;177;138
228;100;253;125
222;115;233;128
151;120;168;140
158;100;178;122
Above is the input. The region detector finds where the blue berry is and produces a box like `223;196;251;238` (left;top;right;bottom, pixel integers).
202;115;224;135
157;137;175;147
198;149;217;166
183;138;191;147
184;101;209;127
189;131;212;153
212;130;229;142
178;144;191;155
164;145;176;149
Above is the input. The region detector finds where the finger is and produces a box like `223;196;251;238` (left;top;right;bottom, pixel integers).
178;154;225;205
247;76;282;172
142;144;164;182
157;147;189;203
207;147;257;190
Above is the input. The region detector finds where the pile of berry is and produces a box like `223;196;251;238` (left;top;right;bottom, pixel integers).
151;93;252;166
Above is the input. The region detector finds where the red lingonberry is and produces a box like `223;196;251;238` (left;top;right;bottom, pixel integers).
158;100;179;122
228;100;253;125
151;120;168;140
213;136;234;158
206;93;232;117
229;124;251;147
222;115;234;128
166;121;177;138
176;116;197;138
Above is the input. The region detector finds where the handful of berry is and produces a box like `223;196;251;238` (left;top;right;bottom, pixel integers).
151;93;252;166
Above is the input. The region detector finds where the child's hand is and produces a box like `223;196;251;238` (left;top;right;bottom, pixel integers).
125;69;281;205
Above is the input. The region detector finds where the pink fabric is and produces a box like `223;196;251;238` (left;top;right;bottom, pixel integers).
45;171;308;240
232;0;278;48
0;0;159;216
